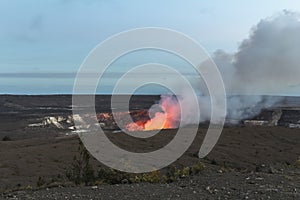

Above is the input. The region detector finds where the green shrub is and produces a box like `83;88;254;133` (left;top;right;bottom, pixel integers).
140;171;161;183
97;167;131;184
295;157;300;168
191;161;206;174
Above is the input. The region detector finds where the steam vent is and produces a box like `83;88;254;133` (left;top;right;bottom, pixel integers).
243;97;300;128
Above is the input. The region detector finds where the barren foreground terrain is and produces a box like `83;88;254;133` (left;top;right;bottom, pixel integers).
0;127;300;199
0;95;300;199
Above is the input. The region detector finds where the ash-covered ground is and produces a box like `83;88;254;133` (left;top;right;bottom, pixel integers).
0;95;300;199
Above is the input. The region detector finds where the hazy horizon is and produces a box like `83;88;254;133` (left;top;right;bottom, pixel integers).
1;1;300;95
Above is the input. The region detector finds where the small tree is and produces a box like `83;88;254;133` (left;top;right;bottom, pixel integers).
66;140;95;185
2;136;12;141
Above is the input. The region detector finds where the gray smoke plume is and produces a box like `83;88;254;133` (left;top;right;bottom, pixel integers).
211;10;300;120
148;11;300;125
233;10;300;94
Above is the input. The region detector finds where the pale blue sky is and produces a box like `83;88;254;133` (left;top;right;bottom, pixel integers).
0;0;300;93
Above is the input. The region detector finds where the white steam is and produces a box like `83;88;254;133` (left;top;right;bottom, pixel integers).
172;10;300;123
213;10;300;120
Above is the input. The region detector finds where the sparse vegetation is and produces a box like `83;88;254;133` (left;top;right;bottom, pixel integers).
35;174;65;188
95;161;206;185
65;140;95;185
36;176;46;187
2;136;12;141
191;161;206;174
133;170;161;183
65;140;208;186
294;157;300;168
97;167;131;184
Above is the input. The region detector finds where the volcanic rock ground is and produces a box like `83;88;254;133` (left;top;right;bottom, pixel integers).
0;95;300;199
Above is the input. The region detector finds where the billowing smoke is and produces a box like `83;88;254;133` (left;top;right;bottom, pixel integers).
169;10;300;124
127;10;300;130
226;95;283;121
233;10;300;94
212;10;300;120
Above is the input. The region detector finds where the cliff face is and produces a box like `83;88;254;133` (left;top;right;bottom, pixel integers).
278;109;300;127
29;107;300;132
1;95;299;136
244;108;300;128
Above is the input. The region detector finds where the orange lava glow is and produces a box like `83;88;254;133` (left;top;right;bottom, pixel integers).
126;96;181;131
